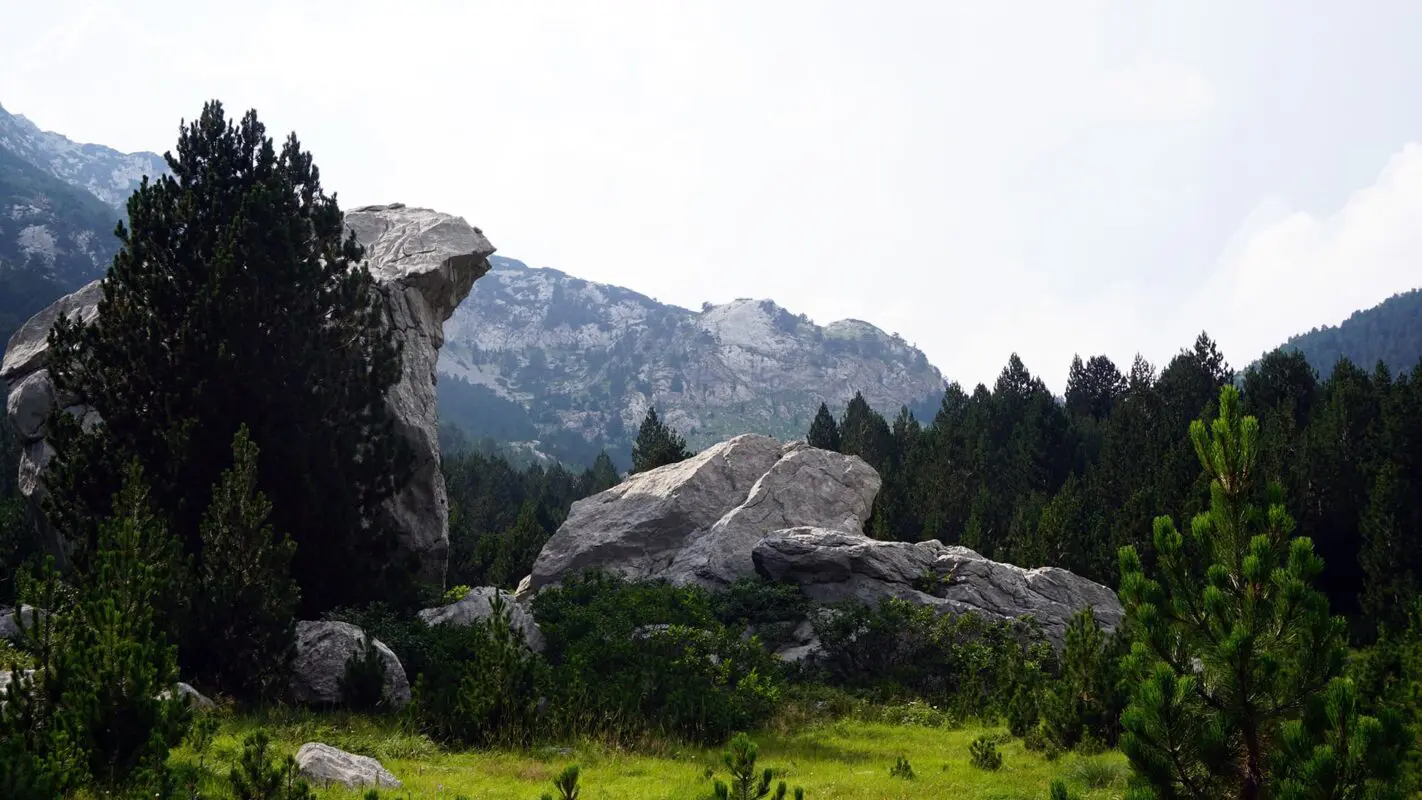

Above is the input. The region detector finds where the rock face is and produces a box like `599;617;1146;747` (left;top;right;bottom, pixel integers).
418;586;545;653
2;204;493;583
523;435;879;592
752;527;1124;646
288;621;411;709
344;204;496;586
0;605;46;640
295;742;402;790
437;256;947;468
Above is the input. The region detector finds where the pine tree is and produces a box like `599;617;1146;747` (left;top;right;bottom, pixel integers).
486;500;549;589
806;402;841;451
42;100;413;621
1116;385;1400;798
839;392;892;471
580;451;621;494
630;407;692;474
51;463;192;792
192;425;300;702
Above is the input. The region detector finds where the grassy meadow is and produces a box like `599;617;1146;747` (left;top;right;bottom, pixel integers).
167;706;1129;800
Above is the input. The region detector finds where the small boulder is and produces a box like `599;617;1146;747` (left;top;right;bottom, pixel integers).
160;682;216;711
289;621;411;708
295;742;402;790
417;586;545;652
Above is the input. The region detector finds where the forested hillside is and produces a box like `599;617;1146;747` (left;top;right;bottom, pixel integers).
811;332;1422;631
1275;286;1422;377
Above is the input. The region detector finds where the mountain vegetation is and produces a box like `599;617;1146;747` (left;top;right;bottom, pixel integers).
5;98;1422;799
1274;286;1422;378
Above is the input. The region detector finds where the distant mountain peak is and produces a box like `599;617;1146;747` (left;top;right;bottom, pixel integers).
0;103;168;209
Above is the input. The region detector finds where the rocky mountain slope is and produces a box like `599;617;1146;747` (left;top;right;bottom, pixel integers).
0;103;168;352
437;256;947;468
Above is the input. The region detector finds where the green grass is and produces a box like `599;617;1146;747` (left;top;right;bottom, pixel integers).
171;709;1129;799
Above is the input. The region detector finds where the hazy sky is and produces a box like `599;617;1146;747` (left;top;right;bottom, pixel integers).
4;1;1421;392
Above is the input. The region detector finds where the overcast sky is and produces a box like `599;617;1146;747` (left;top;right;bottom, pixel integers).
3;0;1421;392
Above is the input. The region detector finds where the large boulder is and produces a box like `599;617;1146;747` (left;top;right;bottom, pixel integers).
295;742;402;790
1;203;493;584
288;621;411;708
752;527;1124;647
522;435;879;593
418;585;545;652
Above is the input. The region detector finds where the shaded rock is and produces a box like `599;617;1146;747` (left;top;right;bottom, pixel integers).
0;605;46;640
0;278;101;382
2;204;495;585
752;527;1123;647
289;621;411;708
523;435;878;593
159;682;216;711
417;586;545;652
344;203;496;587
295;742;402;790
6;370;56;442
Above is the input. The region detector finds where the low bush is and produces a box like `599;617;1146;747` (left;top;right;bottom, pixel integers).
968;735;1003;771
532;570;784;744
810;597;1052;720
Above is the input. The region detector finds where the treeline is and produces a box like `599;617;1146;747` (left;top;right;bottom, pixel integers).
442;445;619;591
810;332;1422;635
1278;286;1422;378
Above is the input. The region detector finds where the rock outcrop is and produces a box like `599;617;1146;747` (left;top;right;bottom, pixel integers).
418;586;545;652
752;527;1124;646
0;605;46;640
295;742;402;790
521;435;879;593
1;204;493;583
344;204;496;585
288;621;411;709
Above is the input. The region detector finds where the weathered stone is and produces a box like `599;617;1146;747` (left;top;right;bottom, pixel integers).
159;682;216;711
752;527;1124;647
523;434;785;592
289;621;411;708
522;436;878;593
0;279;101;382
0;605;46;640
417;586;545;652
6;370;56;442
344;203;496;587
670;441;880;585
295;742;402;790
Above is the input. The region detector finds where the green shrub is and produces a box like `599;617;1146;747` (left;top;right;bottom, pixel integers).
339;635;389;711
1069;756;1123;789
967;735;1002;771
889;755;915;780
540;763;581;800
810;597;1049;720
532;571;783;743
441;584;473;605
1048;778;1071;800
713;732;797;800
228;730;315;800
409;593;545;747
1039;608;1126;751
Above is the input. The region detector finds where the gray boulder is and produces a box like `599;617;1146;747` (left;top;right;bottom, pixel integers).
289;621;411;708
295;742;402;790
671;441;880;585
0;605;46;640
417;586;545;653
1;203;494;583
160;682;216;711
522;435;878;593
344;204;495;587
752;527;1124;647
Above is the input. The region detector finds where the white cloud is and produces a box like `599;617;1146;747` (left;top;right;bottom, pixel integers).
1199;143;1422;364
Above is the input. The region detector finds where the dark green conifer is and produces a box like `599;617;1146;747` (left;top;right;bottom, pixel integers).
1117;385;1401;798
630;407;692;474
42;100;413;620
806;402;841;451
193;425;300;701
